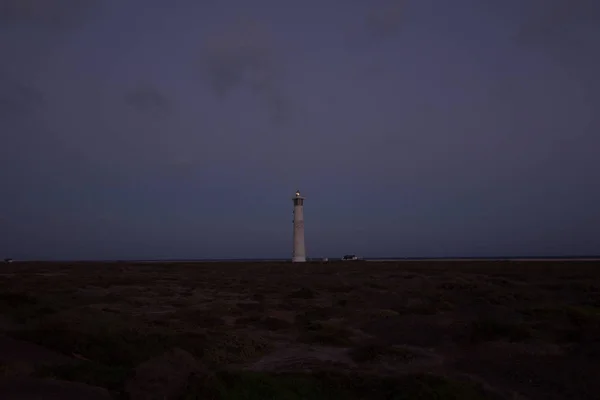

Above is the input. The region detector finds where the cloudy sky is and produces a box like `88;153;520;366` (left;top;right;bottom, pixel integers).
1;0;599;260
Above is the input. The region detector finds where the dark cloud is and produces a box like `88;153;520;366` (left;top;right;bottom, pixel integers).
0;1;102;126
125;85;173;117
516;0;600;45
201;19;290;125
514;0;600;93
343;0;407;55
0;2;94;81
0;0;99;29
364;0;406;40
0;79;44;120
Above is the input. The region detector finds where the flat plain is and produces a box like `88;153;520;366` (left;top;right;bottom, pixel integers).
0;260;599;399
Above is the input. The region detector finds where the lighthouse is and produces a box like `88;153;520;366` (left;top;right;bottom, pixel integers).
292;190;306;262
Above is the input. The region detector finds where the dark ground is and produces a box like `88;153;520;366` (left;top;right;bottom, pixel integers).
0;260;599;399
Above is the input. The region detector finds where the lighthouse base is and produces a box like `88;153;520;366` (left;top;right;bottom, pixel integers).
292;256;306;263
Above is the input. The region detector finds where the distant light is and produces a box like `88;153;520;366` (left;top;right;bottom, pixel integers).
295;190;301;197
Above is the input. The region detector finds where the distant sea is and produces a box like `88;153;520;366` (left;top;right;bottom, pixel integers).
16;256;600;263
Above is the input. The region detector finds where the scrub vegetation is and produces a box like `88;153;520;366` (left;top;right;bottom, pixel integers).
0;260;599;399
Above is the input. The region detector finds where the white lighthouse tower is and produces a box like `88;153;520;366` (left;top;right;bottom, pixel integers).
292;190;306;262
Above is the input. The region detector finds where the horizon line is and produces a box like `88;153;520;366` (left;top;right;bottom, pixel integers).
5;255;600;263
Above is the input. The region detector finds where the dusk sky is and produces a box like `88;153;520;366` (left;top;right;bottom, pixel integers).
1;0;599;260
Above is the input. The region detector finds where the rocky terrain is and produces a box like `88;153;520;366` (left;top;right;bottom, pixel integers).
0;260;599;399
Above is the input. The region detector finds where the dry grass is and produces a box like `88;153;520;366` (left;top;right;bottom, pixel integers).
0;260;599;399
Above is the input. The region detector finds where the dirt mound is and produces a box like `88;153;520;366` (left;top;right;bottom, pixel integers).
247;344;353;372
348;343;444;374
360;315;455;348
0;335;78;366
0;378;112;400
450;342;600;400
0;316;22;332
125;347;206;400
